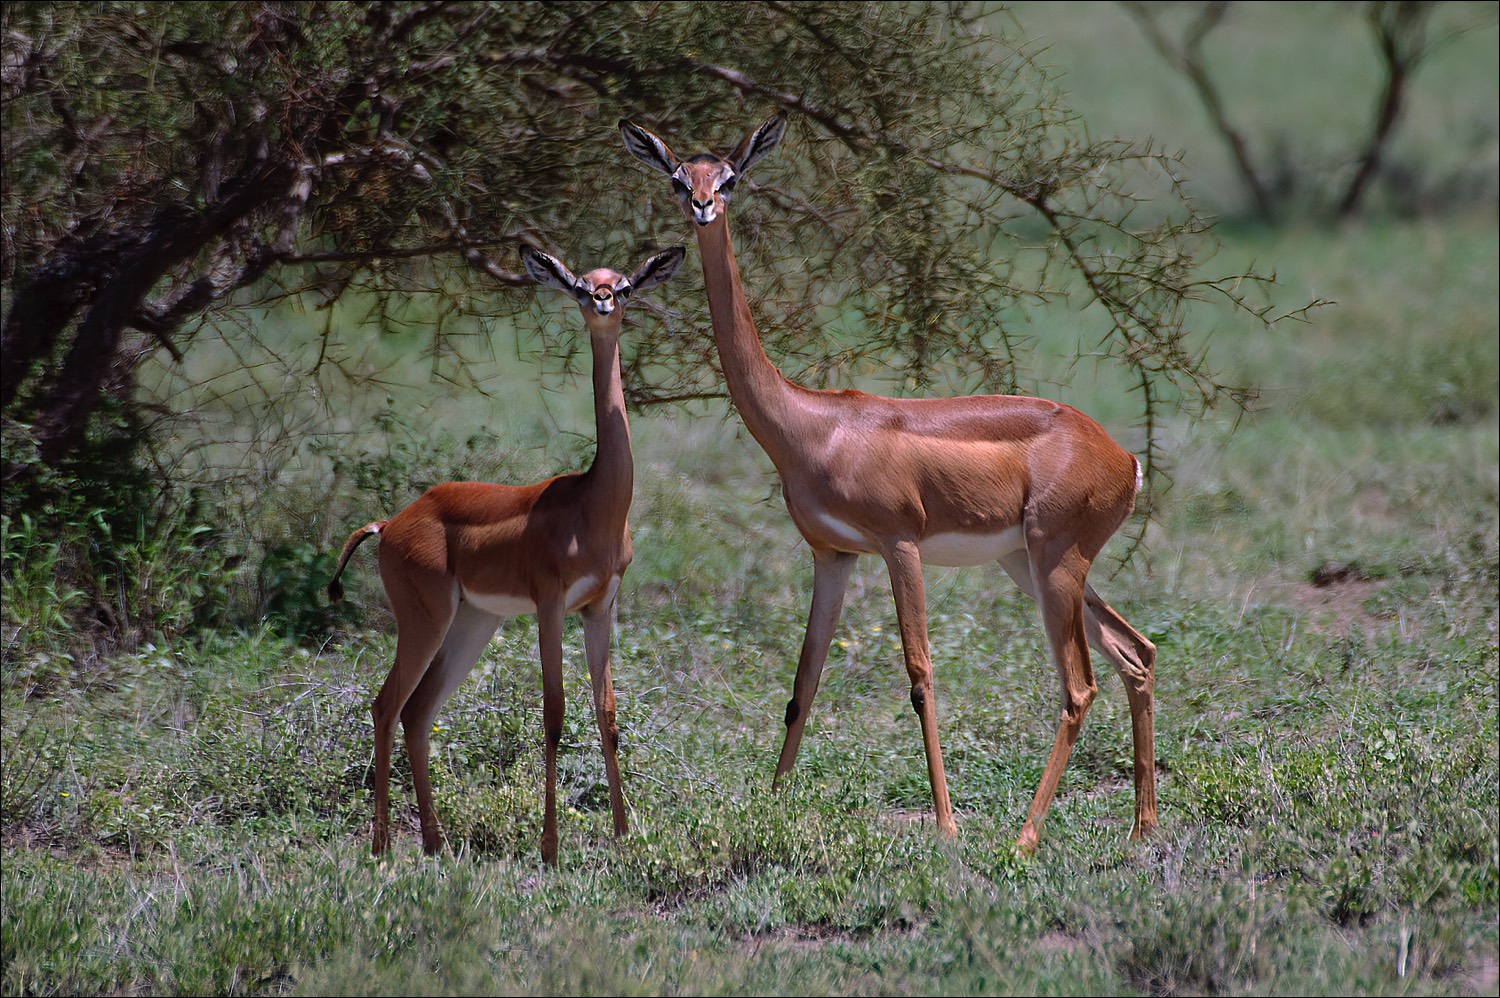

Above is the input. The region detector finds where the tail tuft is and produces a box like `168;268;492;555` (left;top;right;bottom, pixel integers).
327;520;386;603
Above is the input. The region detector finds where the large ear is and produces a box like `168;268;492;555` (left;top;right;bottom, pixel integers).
622;246;686;299
727;113;787;175
619;119;680;176
521;244;582;298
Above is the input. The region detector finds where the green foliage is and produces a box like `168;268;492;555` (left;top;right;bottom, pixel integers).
0;511;91;662
1;392;242;660
2;5;1497;997
259;541;344;641
1;487;238;665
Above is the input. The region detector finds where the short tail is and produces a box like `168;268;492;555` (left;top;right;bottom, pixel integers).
327;520;386;602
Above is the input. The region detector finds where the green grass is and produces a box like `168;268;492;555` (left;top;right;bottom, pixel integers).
4;611;1495;994
1010;1;1500;218
4;3;1498;996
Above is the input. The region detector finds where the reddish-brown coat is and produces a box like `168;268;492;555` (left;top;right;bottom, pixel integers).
327;245;682;864
622;115;1158;851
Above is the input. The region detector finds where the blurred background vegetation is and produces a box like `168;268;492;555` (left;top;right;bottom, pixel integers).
2;2;1496;995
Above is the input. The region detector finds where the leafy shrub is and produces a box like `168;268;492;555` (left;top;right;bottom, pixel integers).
2;407;240;662
1118;879;1307;994
259;540;346;641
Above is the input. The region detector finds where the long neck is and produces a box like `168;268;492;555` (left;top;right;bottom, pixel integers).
584;328;632;502
694;215;806;454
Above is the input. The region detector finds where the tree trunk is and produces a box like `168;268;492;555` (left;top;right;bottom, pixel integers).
5;159;292;470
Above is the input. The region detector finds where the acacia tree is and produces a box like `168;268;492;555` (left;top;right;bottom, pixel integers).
2;1;1295;478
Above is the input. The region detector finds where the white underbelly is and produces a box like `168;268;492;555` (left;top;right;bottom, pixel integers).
460;574;614;617
814;511;876;552
461;589;535;616
919;526;1026;566
812;511;1025;567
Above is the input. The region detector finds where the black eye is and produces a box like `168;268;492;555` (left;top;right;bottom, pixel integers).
719;175;737;193
671;177;691;196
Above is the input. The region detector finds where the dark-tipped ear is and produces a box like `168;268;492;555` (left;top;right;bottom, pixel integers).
620;119;679;176
521;244;582;297
728;113;786;175
623;246;686;298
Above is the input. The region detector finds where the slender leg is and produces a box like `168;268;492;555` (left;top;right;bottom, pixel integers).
582;583;628;836
773;549;858;787
883;540;956;837
537;596;566;866
370;575;456;856
998;551;1038;602
1083;584;1158;840
1002;552;1158;842
1015;537;1096;855
399;602;502;853
371;642;439;855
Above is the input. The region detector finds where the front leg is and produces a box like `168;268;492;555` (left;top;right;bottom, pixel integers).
883;539;956;837
582;584;628;836
773;549;858;788
537;596;566;866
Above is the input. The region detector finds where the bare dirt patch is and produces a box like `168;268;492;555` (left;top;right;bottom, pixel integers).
738;919;921;957
2;827;140;872
754;923;860;952
1035;928;1096;953
1250;562;1417;640
880;807;941;829
1286;576;1390;636
1463;952;1499;997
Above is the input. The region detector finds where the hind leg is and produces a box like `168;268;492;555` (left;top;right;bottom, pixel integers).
1083;584;1157;840
370;572;457;855
1002;552;1158;841
537;596;566;866
1010;539;1096;855
398;601;502;854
